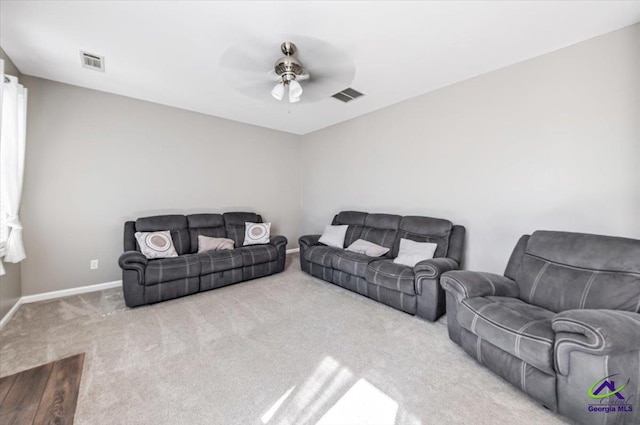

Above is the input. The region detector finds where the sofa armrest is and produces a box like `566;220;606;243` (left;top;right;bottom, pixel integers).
299;234;321;248
269;235;288;249
440;270;519;302
118;251;148;275
415;257;459;278
414;257;459;295
552;309;640;375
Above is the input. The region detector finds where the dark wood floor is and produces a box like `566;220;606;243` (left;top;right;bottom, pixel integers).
0;353;84;425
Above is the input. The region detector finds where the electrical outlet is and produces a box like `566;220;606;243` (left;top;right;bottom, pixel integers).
90;259;99;270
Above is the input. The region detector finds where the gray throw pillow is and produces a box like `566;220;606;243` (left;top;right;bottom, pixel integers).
135;231;178;259
198;236;235;253
393;238;437;267
318;225;348;248
346;239;389;257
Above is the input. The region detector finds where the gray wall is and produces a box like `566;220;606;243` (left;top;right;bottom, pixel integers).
0;47;23;320
7;23;640;301
301;23;640;274
19;76;301;296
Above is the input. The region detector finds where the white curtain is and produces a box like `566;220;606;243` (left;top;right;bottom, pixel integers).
0;59;28;275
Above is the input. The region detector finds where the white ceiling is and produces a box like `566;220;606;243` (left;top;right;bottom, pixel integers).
2;1;640;135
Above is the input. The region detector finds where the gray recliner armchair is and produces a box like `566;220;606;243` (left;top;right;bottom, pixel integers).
441;230;640;425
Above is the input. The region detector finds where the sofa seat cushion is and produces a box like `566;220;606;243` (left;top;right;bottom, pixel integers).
457;296;556;374
198;250;243;274
333;250;380;278
145;254;201;285
236;245;278;266
365;259;415;295
304;246;341;267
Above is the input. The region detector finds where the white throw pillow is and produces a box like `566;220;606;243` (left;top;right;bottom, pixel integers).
198;236;235;253
243;222;271;245
393;238;437;267
346;239;389;257
135;231;179;259
318;225;348;248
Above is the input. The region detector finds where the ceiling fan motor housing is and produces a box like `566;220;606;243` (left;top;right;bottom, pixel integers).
275;42;304;83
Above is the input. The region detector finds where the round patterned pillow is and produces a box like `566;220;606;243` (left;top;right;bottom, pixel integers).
135;231;179;259
243;222;271;245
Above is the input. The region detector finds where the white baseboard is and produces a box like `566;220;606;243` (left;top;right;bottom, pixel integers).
286;248;300;254
1;279;122;329
0;298;23;329
21;280;123;304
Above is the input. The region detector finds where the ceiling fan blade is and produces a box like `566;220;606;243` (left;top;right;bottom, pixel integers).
219;37;279;72
267;69;280;81
297;71;310;81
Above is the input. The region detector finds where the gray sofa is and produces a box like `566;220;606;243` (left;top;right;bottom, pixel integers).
441;231;640;425
299;211;465;321
118;212;287;307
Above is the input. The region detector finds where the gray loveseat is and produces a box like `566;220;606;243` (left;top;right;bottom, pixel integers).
299;211;465;321
119;212;287;307
441;230;640;425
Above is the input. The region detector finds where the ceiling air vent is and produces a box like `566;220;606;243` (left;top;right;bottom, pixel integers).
332;88;364;103
80;51;105;72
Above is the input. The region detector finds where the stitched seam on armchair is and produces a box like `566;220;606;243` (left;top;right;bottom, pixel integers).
553;318;605;372
470;303;493;333
461;299;554;344
608;310;640;325
479;273;496;294
515;319;548;358
578;271;599;309
415;275;436;295
442;276;470;298
442;274;517;299
528;262;550;303
525;252;640;276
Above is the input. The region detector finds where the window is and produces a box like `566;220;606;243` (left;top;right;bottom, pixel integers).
0;58;28;273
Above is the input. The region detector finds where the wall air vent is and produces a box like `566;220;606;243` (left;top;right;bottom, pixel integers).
332;88;364;103
80;51;105;72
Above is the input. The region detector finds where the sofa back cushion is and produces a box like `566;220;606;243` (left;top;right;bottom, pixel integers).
223;212;262;247
135;215;190;255
359;214;401;254
187;214;226;253
332;211;368;247
392;216;453;258
516;231;640;313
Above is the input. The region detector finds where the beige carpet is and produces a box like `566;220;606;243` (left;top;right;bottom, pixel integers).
0;255;571;425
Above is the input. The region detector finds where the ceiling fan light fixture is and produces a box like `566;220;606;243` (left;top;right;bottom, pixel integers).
289;93;301;103
271;82;284;101
289;80;303;99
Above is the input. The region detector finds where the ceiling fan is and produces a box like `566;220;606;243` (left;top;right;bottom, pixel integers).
268;42;309;103
219;35;356;104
